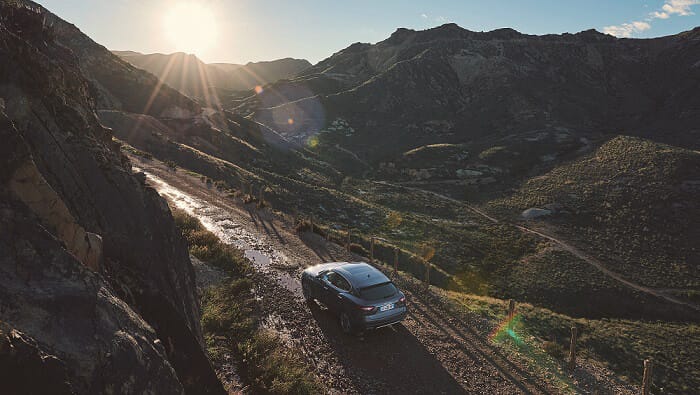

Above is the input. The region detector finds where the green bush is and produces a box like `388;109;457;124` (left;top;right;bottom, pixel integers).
173;209;248;276
239;331;321;394
201;279;255;339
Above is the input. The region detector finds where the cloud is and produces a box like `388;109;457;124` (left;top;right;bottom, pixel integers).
603;0;699;37
651;11;670;19
661;0;700;16
603;21;651;37
420;13;451;24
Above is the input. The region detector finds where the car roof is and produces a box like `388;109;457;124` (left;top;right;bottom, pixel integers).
333;262;390;289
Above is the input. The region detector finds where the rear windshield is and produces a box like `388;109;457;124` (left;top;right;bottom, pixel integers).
358;282;397;301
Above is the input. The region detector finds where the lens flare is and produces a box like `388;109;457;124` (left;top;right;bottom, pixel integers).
487;312;577;390
287;118;295;125
489;314;523;345
307;135;319;148
255;85;263;94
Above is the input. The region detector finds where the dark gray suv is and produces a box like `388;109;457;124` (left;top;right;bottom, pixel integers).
301;262;407;334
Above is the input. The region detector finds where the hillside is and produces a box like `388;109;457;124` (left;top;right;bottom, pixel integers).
233;24;699;170
114;50;310;98
491;136;700;293
0;1;223;393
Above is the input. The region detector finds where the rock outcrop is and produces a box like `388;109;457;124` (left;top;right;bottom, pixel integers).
0;200;185;394
0;2;224;393
7;151;104;271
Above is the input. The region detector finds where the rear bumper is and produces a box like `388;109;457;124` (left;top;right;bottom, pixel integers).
360;308;407;330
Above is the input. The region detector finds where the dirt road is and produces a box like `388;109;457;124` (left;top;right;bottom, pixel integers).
133;158;634;394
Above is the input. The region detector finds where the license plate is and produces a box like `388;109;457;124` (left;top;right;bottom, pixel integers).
380;303;394;312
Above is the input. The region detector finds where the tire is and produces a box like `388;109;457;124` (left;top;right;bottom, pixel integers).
301;280;313;303
339;311;353;334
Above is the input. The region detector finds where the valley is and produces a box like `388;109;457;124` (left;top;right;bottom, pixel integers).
1;0;698;393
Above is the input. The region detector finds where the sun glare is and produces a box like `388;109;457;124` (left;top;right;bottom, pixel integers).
163;2;218;55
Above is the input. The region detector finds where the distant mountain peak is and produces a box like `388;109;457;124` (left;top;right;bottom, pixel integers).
486;27;522;39
114;51;311;96
434;22;462;31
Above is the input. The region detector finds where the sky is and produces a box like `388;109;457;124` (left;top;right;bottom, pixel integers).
39;0;700;65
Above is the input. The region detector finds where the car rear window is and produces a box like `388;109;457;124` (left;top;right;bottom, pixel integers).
358;282;397;301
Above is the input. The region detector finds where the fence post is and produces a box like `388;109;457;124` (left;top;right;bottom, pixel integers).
310;214;314;233
370;237;375;264
326;225;331;241
258;185;264;206
425;262;430;288
508;299;516;320
568;326;577;370
642;359;653;395
249;183;253;198
346;228;351;251
394;247;399;275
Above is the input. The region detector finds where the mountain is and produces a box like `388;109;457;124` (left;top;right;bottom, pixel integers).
226;23;700;317
0;1;224;393
235;24;700;165
114;50;311;98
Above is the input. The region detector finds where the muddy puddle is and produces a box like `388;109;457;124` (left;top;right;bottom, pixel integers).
135;168;303;298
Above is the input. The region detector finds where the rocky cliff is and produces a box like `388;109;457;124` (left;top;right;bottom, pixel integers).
0;1;224;393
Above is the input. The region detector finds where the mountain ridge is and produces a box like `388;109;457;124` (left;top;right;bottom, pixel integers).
114;50;311;98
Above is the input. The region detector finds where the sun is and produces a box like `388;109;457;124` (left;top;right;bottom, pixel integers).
163;2;218;55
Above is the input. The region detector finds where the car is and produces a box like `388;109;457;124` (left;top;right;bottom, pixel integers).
301;262;407;334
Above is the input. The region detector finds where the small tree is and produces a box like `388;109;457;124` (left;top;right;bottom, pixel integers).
165;160;178;171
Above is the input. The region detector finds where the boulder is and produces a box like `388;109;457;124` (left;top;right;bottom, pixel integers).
521;207;552;219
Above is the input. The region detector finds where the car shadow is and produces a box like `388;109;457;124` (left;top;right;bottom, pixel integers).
307;301;466;394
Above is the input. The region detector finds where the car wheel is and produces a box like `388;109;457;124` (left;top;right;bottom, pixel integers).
339;311;353;334
301;280;313;303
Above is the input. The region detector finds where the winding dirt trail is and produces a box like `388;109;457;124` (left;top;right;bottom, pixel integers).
131;157;637;394
373;181;700;313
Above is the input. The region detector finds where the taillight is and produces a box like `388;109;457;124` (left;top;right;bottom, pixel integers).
397;296;406;307
359;306;377;315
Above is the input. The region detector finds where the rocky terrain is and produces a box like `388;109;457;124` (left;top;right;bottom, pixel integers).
114;50;310;99
0;1;222;393
1;0;698;393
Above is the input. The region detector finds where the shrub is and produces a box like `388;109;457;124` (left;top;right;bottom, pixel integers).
165;159;178;170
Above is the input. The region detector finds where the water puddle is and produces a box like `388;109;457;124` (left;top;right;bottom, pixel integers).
136;167;303;298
